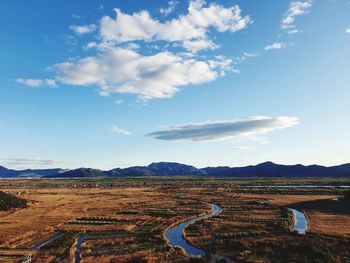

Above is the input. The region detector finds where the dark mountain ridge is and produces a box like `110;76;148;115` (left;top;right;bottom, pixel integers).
0;166;64;178
1;162;350;178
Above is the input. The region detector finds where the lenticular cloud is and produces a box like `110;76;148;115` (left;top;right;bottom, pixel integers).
147;116;299;142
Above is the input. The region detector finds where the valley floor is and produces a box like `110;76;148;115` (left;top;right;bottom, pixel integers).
0;178;349;262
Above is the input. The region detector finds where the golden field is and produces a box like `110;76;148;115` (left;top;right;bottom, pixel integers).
0;178;349;262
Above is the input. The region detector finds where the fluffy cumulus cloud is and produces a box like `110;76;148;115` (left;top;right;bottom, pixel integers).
70;24;97;35
264;42;288;51
55;47;231;100
146;116;299;142
281;1;312;33
17;0;251;100
100;0;251;51
16;78;56;87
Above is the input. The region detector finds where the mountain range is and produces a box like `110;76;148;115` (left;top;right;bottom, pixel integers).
1;162;350;178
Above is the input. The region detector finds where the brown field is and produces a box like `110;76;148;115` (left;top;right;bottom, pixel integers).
0;178;349;262
244;194;350;237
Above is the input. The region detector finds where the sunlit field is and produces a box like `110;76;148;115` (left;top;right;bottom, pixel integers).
0;178;349;263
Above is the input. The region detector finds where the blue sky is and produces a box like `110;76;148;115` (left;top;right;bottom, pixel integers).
1;0;350;169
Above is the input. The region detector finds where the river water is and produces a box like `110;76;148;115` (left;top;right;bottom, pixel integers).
165;204;223;257
290;208;308;234
75;233;88;263
31;204;308;262
31;232;64;250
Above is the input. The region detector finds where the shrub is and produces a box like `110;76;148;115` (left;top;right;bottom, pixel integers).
0;191;27;211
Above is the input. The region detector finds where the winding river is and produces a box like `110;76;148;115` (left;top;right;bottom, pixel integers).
31;232;65;250
165;203;223;257
75;233;88;263
165;203;308;260
290;208;308;234
31;204;308;262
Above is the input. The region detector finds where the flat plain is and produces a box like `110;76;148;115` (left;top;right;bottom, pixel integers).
0;178;349;263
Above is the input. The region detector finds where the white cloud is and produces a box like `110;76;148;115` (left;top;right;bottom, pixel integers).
111;125;132;136
70;24;97;35
19;1;250;101
183;38;219;52
281;1;312;31
146;116;299;142
242;52;258;58
16;78;57;88
287;29;300;34
346;27;350;34
71;14;81;19
54;47;233;100
114;99;123;105
100;0;251;51
160;1;179;16
1;158;58;166
232;146;253;151
264;42;288;50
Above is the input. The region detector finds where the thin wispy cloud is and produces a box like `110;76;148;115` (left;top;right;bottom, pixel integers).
114;99;124;105
71;14;81;19
112;125;132;136
232;146;253;151
16;78;56;88
1;158;58;167
69;24;97;35
147;116;299;142
242;52;258;58
160;1;179;16
264;42;289;50
287;29;300;34
346;27;350;34
281;1;312;34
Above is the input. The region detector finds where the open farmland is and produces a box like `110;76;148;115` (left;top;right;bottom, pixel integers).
0;178;349;262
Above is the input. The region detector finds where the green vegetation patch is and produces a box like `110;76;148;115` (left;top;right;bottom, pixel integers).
0;191;27;211
69;216;137;225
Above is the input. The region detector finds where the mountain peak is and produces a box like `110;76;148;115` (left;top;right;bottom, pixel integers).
257;161;276;166
148;162;195;168
147;162;202;176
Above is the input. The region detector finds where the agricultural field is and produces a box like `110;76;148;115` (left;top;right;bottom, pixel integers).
0;178;349;262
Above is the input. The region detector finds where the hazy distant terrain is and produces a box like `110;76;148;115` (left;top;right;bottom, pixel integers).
2;162;350;178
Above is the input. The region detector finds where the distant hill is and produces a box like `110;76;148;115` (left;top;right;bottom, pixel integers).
147;162;205;176
203;162;329;177
0;166;65;178
47;168;106;178
1;162;350;178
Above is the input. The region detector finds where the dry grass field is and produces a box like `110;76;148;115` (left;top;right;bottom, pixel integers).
245;194;350;237
0;178;349;262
